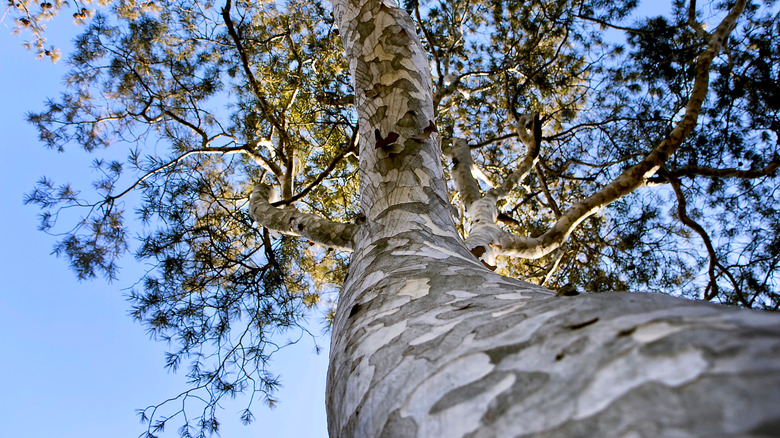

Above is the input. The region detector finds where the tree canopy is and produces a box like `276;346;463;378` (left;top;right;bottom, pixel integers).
9;0;780;435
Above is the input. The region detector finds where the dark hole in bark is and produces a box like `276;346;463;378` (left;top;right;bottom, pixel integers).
567;317;599;330
617;327;636;337
375;129;400;149
454;303;474;311
349;303;361;318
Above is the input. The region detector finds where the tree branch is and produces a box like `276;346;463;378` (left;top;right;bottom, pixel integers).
535;162;562;217
250;183;357;251
222;0;287;141
667;172;750;306
488;113;540;199
445;113;540;268
273;128;359;207
662;157;780;181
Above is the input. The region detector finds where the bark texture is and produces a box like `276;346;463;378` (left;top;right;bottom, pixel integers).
329;254;780;437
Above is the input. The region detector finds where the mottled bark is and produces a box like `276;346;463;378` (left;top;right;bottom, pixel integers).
329;253;780;437
251;0;780;436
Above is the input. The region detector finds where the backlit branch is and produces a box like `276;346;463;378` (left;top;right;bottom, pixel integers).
646;156;780;185
667;172;749;306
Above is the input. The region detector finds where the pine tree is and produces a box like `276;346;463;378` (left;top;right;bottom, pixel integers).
11;0;780;435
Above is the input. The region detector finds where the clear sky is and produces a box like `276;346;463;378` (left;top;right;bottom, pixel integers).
0;16;329;438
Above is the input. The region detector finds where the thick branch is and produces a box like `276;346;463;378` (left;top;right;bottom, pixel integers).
250;183;356;251
488;113;540;199
446;114;540;267
444;138;483;210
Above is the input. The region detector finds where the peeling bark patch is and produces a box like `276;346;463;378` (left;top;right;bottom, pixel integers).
473;312;529;340
575;347;708;419
555;337;589;361
379;410;418;438
480;372;550;425
567;317;599;330
397;278;430;299
485;342;529;365
631;321;685;343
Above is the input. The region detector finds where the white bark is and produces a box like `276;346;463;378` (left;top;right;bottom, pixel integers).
328;251;780;437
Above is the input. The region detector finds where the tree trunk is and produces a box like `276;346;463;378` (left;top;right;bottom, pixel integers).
328;248;780;437
324;1;780;436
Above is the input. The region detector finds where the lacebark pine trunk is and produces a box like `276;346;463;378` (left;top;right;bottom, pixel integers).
324;1;780;437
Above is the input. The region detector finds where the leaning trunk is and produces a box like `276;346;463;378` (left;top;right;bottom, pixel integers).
325;0;780;436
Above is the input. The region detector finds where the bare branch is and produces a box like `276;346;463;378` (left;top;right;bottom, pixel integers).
222;0;287;141
687;0;710;40
469;133;517;149
273;129;359;207
109;145;253;203
668;157;780;180
535;162;561;218
575;14;655;34
488;113;540;199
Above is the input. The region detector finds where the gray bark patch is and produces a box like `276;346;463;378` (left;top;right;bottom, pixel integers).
430;371;513;414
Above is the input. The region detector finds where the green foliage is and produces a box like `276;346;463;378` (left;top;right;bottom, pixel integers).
14;0;780;434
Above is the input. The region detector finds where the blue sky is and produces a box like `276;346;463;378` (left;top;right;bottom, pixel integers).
0;17;329;438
